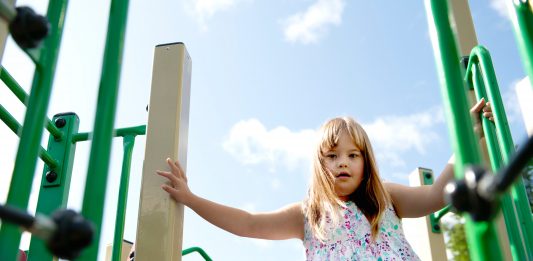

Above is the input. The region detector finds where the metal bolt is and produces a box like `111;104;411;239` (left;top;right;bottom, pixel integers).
46;171;58;182
425;173;432;180
55;118;66;128
433;224;440;231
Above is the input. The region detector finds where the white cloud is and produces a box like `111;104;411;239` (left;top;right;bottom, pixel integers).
490;0;510;20
223;108;444;171
363;107;445;166
186;0;242;30
282;0;345;44
222;118;317;171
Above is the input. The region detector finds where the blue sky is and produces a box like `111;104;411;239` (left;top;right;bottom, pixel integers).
0;0;530;260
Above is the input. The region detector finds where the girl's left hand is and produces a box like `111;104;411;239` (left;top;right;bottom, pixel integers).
470;98;494;135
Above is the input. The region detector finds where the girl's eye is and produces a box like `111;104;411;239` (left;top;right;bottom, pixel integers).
326;154;336;159
349;153;358;158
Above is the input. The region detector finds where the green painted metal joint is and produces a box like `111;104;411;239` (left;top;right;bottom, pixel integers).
28;113;80;261
421;170;443;233
182;247;213;261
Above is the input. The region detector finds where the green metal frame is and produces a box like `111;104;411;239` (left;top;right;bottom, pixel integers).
421;170;444;233
0;1;69;260
425;0;533;260
425;0;503;260
182;246;213;261
27;113;80;261
465;46;533;261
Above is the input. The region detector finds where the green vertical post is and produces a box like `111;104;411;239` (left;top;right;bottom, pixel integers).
0;1;69;260
466;47;533;260
424;0;503;260
27;113;80;261
111;135;136;261
78;0;130;260
509;0;533;84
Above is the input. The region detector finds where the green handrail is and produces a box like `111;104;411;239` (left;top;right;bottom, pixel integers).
509;0;533;83
72;124;146;143
0;0;68;259
0;66;63;140
425;0;503;260
111;135;136;261
0;104;58;168
434;205;451;222
78;0;130;259
182;247;213;261
465;46;533;260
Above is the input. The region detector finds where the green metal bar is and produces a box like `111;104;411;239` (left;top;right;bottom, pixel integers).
111;135;135;261
28;113;80;261
182;247;213;261
509;0;533;83
424;1;503;260
466;46;533;260
79;0;130;259
0;66;64;140
0;103;58;169
434;205;451;222
72;124;146;143
468;59;527;261
0;0;68;258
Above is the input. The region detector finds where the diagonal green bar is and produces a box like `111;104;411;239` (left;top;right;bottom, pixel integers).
467;46;533;260
0;0;69;259
424;0;503;260
112;135;136;261
78;0;130;259
0;103;58;168
509;0;533;84
0;66;63;140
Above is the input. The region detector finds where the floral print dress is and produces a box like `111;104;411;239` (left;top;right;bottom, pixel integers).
303;201;420;261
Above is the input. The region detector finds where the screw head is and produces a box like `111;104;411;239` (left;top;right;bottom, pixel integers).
55;118;66;128
46;171;58;182
433;224;440;231
424;173;432;180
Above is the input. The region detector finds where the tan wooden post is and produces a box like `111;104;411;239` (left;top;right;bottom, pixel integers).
515;77;533;136
135;43;192;261
403;168;447;261
0;0;16;63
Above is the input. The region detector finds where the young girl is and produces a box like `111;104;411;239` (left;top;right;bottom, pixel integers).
156;99;492;260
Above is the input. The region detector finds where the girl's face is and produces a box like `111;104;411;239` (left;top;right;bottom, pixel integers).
323;131;364;201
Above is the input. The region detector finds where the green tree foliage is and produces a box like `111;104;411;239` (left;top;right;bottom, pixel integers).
443;214;470;261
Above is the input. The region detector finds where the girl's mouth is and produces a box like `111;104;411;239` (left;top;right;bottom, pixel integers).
336;172;351;178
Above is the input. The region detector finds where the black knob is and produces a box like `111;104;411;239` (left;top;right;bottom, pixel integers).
46;209;95;259
9;6;50;49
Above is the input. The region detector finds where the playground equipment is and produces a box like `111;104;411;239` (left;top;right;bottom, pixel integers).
0;0;531;261
424;0;533;260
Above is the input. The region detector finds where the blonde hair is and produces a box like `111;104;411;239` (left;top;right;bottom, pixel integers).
304;116;391;241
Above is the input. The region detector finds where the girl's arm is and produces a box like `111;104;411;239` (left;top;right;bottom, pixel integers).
385;98;492;218
157;158;305;240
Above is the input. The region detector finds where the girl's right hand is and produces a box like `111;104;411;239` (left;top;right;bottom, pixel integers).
157;158;192;205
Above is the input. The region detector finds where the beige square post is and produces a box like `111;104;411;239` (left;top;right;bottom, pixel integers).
515;77;533;136
0;0;16;62
135;43;192;261
403;168;447;261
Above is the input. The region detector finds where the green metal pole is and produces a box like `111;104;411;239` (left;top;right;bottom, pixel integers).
27;113;80;261
468;59;526;261
0;0;68;258
71;124;146;143
509;0;533;83
111;135;135;261
78;0;129;259
0;66;63;140
424;0;503;260
467;47;533;260
0;104;58;168
182;247;213;261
